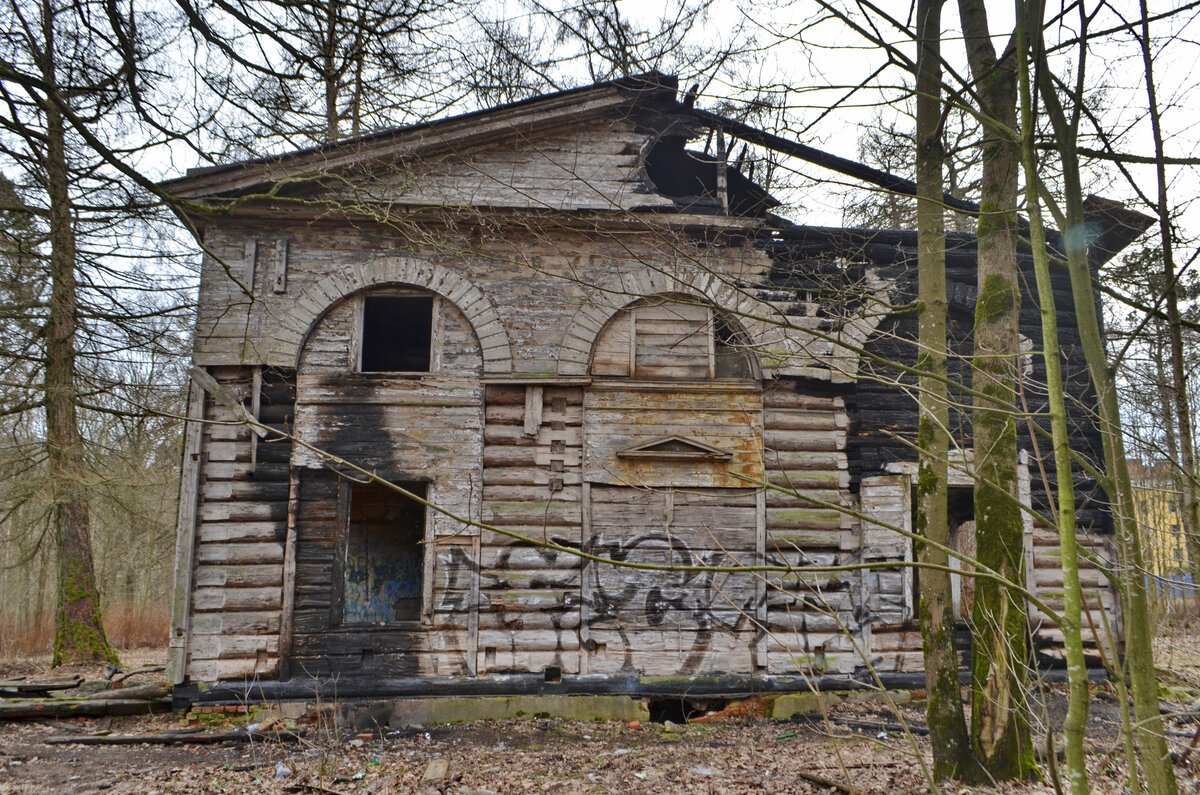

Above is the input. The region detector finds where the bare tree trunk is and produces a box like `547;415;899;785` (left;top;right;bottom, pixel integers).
1137;0;1200;590
1014;6;1087;788
42;71;118;667
1035;34;1178;794
323;0;341;143
915;0;978;780
956;0;1036;779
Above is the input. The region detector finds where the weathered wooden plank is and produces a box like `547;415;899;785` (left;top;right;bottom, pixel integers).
1034;568;1109;589
170;378;207;685
481;612;581;632
761;390;846;412
205;441;250;463
482;447;539;467
761;450;847;472
483;502;582;527
185;657;280;681
588;568;757;606
476;629;581;652
584;632;753;676
190;612;281;636
477;546;583;569
195;542;284;566
584;387;761;412
763;488;846;508
199;501;287;523
484;590;578;612
482;467;582;487
278;467;300;678
767;530;848;551
484;385;529;405
763;429;846;453
478;650;581;675
590;501;758;527
764;470;851;490
192;635;282;660
194;564;283;589
201;480;291;502
295;378;483;405
591;311;632;376
762;409;843;431
482;485;582;503
192;587;283;612
766;507;847;531
486;404;581;425
523;385;543;435
478;526;583;546
197;521;285;544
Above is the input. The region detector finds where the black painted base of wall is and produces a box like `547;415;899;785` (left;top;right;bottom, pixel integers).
174;667;1110;710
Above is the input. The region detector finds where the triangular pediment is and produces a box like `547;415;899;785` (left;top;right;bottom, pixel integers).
615;435;733;461
163;73;682;203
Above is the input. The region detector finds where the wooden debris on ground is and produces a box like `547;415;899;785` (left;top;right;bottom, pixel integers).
44;728;304;746
0;675;171;720
0;676;84;697
0;697;172;720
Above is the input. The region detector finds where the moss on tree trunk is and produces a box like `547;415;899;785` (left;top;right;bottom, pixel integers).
914;0;979;780
40;50;118;668
955;6;1038;775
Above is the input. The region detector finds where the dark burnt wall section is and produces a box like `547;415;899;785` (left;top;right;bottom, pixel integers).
285;288;484;678
763;226;1110;534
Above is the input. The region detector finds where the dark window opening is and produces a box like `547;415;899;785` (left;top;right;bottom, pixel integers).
361;295;433;372
343;481;426;624
911;485;976;624
714;314;754;378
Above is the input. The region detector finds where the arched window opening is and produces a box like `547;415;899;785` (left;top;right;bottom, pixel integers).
357;293;439;374
591;295;755;379
360;294;434;372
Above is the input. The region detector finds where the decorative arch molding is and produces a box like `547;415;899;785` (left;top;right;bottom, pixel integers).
265;256;512;373
556;267;807;378
556;265;892;383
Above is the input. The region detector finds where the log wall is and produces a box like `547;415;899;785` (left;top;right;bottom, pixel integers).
476;384;585;675
760;382;859;675
368;122;677;213
184;366;294;681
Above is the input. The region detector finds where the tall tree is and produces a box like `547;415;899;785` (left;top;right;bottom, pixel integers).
842;108;980;232
1013;2;1088;788
913;0;978;780
1033;9;1178;792
0;0;189;664
955;0;1036;779
2;0;120;665
180;0;451;151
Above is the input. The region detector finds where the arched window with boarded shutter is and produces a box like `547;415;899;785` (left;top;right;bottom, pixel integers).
590;294;755;380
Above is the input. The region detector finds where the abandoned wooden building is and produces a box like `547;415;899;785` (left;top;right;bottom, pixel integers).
164;73;1147;694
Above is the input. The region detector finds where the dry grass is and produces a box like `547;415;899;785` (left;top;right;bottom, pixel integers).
0;601;168;660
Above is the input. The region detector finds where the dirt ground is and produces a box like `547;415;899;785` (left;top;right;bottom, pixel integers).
3;642;1200;794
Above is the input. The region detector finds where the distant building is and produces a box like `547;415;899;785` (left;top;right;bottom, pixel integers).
1130;460;1192;596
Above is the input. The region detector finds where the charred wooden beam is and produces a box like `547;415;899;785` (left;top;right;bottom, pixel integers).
690;107;981;218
